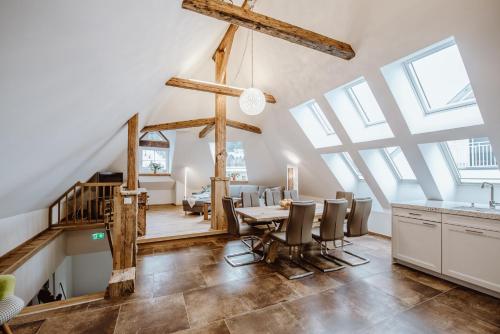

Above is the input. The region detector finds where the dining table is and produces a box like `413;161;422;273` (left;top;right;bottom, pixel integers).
235;203;327;263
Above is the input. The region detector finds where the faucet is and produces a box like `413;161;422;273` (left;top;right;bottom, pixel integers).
481;182;496;208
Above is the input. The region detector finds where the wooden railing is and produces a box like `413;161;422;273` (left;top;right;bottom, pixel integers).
49;182;121;226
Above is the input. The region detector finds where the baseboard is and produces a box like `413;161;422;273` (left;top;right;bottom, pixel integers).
19;292;105;316
368;231;391;239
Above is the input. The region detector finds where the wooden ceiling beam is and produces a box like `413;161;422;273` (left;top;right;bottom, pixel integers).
166;77;276;103
211;0;250;61
227;119;262;134
198;118;262;138
198;122;216;138
141;118;215;133
182;0;355;60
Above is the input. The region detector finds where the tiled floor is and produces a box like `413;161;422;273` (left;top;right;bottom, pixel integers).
142;205;212;239
8;235;500;334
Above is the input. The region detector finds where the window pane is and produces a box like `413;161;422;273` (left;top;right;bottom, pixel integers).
142;150;155;160
446;138;500;183
290;101;341;148
349;81;386;125
154;150;167;160
143;132;165;141
385;147;416;180
209;141;248;181
410;44;475;111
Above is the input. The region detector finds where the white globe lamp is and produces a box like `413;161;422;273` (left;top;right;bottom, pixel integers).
239;87;266;115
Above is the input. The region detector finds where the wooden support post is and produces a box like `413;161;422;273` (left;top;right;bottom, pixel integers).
127;113;138;191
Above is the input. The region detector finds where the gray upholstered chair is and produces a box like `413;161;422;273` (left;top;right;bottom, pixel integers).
305;199;348;272
241;191;274;230
335;191;354;208
223;197;265;267
265;189;282;206
331;197;372;266
241;191;260;207
283;190;299;201
270;201;315;279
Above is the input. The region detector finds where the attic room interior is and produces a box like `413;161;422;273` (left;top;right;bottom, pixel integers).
1;0;500;333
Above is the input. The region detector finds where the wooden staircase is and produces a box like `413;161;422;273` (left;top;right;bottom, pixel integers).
49;180;121;228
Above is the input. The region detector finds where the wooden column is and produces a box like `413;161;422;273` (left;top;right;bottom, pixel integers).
107;113;139;298
211;33;235;231
127;113;138;191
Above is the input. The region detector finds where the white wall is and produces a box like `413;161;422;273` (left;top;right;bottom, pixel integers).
0;209;47;257
54;256;73;299
13;233;66;303
71;251;112;296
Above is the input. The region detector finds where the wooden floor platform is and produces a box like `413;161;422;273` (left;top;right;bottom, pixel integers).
0;229;63;274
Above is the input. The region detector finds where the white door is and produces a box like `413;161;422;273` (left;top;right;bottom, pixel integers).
393;216;442;273
443;223;500;293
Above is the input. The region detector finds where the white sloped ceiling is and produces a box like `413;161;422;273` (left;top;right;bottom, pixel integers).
1;0;500;218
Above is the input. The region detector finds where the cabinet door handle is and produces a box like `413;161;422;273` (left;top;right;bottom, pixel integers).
408;212;422;216
465;229;484;235
422;222;436;227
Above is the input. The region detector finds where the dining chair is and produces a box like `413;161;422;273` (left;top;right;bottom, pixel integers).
335;191;354;208
223;197;265;267
335;191;354;245
284;190;299;201
241;191;274;230
269;201;315;279
265;189;282;206
241;191;260;207
330;197;371;266
304;199;348;272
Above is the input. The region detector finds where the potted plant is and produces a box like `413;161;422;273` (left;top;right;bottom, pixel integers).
149;162;162;174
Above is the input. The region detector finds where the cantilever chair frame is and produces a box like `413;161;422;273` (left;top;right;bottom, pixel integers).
306;199;349;272
270;201;316;279
222;197;265;267
330;197;372;266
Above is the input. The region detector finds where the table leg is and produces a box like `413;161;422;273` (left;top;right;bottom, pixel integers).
203;203;209;220
266;240;280;264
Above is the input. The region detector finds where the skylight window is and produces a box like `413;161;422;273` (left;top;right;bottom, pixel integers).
405;41;476;114
381;37;483;134
342;152;364;180
209;141;249;181
384;146;417;181
443;138;500;183
346;79;386;126
289;100;341;148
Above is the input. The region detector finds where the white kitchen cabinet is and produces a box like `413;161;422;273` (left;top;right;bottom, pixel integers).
443;222;500;293
393;215;442;273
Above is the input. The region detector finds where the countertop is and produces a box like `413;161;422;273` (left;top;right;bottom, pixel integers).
392;200;500;220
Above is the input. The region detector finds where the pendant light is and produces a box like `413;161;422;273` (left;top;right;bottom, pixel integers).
239;29;266;115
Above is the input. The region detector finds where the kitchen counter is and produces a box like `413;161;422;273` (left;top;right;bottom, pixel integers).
392;200;500;221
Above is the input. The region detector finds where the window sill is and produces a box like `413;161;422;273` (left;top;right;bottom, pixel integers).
230;180;249;185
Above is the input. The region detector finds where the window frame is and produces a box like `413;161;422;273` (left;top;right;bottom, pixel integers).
440;140;500;184
308;101;336;136
345;78;386;127
139;147;169;174
342;152;364;181
209;141;249;181
403;39;477;116
383;147;417;182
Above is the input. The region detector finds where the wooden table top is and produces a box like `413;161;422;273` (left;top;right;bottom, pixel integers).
235;203;324;222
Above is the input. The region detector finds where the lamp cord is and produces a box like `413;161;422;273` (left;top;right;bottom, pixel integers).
251;30;254;88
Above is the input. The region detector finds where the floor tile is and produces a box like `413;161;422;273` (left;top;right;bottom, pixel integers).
171;320;231;334
114;293;189;334
435;286;500;327
362;270;441;307
368;299;500;334
392;263;456;292
36;306;119;334
153;269;207;297
199;260;253;286
282;280;407;334
225;304;303;334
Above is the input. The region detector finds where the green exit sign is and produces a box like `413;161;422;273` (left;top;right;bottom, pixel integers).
92;232;105;240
